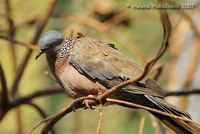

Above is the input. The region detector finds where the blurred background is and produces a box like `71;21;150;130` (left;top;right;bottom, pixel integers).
0;0;200;134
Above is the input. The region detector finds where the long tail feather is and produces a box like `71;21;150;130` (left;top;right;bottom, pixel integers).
145;95;200;134
117;92;200;134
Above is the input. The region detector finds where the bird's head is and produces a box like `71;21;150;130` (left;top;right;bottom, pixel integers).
36;30;65;60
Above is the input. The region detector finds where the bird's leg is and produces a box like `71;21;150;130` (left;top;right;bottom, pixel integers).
82;94;96;110
72;101;82;112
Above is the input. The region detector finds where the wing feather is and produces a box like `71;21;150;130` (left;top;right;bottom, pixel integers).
69;37;164;97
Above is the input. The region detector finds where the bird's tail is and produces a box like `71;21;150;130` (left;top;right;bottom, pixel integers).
117;92;200;134
144;95;200;134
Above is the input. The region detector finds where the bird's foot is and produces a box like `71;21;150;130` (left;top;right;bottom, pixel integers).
72;101;82;112
82;94;96;110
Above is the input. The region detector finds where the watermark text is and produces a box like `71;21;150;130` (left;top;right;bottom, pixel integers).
126;3;195;10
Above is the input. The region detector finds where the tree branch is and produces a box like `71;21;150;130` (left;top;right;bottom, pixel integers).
10;87;63;109
39;96;97;134
11;0;57;96
165;89;200;97
0;35;39;50
96;99;103;134
106;98;200;127
25;102;56;134
0;64;9;121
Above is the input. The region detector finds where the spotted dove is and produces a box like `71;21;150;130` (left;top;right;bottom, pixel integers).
36;30;200;134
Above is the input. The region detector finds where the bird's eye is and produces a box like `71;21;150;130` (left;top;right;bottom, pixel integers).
50;44;54;47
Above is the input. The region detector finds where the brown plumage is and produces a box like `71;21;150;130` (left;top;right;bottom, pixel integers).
36;30;200;134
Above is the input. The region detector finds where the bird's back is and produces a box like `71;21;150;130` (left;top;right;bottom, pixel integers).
69;37;164;97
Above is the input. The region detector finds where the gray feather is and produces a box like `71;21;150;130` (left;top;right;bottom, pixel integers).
69;37;164;97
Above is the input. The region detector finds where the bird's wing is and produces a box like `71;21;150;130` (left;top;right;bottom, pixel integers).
69;37;164;97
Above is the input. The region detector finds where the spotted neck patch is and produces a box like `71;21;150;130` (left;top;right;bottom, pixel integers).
59;37;74;58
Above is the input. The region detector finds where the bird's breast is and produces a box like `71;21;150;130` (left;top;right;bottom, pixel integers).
46;53;107;99
58;62;107;98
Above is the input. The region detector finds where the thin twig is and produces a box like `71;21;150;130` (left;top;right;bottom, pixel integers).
27;96;94;134
148;64;163;81
30;92;200;134
40;96;97;134
165;89;200;97
44;71;57;82
139;110;146;134
26;102;56;134
106;98;200;127
26;118;50;134
10;87;63;109
0;35;39;50
26;103;47;119
103;12;129;26
36;94;200;133
16;108;23;134
27;97;88;134
96;100;103;134
15;15;38;29
149;113;160;134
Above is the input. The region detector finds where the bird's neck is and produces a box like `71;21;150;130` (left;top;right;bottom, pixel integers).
46;37;72;74
46;52;69;79
45;37;76;86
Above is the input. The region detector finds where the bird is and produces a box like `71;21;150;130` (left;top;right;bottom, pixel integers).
36;30;200;134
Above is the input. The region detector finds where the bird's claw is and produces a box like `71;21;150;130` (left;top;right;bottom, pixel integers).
72;104;76;112
72;101;82;112
82;94;96;110
83;105;95;110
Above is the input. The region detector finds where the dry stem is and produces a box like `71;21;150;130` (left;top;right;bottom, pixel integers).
139;110;146;134
106;98;200;127
96;100;103;134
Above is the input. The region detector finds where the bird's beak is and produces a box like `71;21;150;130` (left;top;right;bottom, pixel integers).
35;49;44;60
